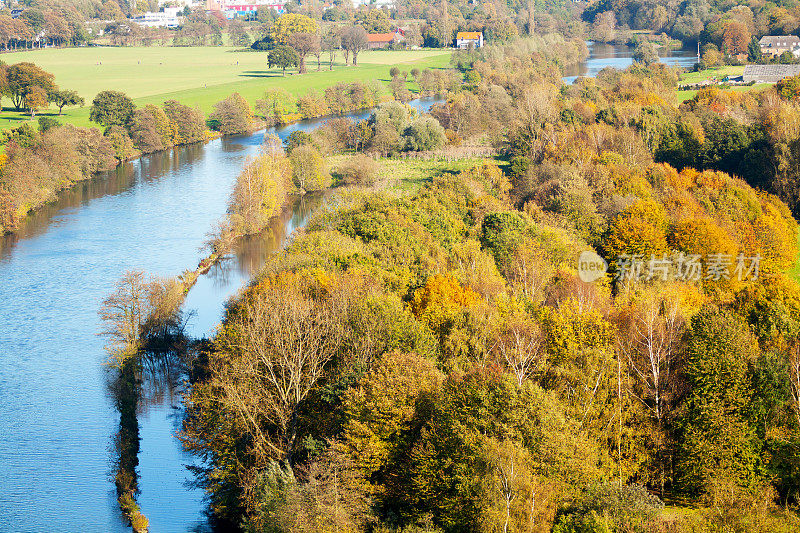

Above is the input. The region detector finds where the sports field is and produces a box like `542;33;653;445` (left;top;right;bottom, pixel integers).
0;46;451;129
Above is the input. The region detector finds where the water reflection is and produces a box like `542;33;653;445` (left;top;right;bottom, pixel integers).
0;98;442;533
0;144;209;260
562;41;698;84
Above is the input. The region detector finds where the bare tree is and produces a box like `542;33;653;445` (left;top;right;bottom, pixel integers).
493;315;544;387
211;280;349;463
99;271;187;366
616;293;685;494
322;27;340;70
287;31;320;74
99;271;149;363
341;26;368;66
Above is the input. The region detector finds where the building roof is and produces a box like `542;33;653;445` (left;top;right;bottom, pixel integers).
367;32;397;43
743;64;800;80
759;35;800;47
456;31;482;40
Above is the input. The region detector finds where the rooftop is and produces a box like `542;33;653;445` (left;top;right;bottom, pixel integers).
759;35;800;47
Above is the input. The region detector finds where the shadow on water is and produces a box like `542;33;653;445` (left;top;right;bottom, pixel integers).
0;143;209;260
108;340;193;531
0;97;444;532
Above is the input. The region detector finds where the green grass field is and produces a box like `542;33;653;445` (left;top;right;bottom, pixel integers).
679;65;744;85
0;46;451;129
677;83;771;102
676;65;773;102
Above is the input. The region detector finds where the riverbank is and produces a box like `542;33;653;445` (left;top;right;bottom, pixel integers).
1;86;449;237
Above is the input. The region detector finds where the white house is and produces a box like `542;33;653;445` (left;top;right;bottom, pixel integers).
759;35;800;57
132;7;182;28
455;31;483;49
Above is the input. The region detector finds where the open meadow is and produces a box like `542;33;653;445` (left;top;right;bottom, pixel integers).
0;46;451;129
676;65;772;101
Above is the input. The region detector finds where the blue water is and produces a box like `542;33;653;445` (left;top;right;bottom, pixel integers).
563;41;697;84
0;98;441;532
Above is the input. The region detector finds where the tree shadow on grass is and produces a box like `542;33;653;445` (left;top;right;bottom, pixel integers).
239;70;288;78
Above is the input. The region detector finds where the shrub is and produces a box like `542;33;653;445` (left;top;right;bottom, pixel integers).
553;482;663;533
290;144;330;192
403;115;446;152
285;131;314;153
37;117;59;133
338;153;378;186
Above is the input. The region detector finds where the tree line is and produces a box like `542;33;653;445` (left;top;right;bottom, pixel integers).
179;33;800;533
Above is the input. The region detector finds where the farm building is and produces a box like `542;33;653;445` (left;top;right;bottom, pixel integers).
743;64;800;83
367;30;404;49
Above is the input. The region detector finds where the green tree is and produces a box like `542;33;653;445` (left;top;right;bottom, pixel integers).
747;36;763;63
678;306;762;493
268;45;299;76
289;144;330;192
49;89;84;115
403;115;446;152
90;90;136;129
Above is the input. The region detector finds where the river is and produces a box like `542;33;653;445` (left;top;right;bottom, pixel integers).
562;41;697;84
0;42;694;531
0;98;440;533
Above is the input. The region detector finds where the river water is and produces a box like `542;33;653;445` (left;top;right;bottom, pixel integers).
0;43;693;530
0;99;439;533
562;41;697;83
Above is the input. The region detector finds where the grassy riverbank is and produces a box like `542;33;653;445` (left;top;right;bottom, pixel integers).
0;46;451;130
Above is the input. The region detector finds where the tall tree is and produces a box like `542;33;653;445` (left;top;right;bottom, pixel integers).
322;27;340;70
286;32;319;74
678;306;761;493
341;26;368;66
617;292;685;494
268;45;299;76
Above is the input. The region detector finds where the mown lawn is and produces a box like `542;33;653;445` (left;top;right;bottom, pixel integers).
677;83;772;102
0;46;452;130
679;65;745;85
676;65;774;102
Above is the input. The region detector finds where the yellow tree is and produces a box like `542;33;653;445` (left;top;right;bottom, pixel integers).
24;85;47;118
272;13;319;45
